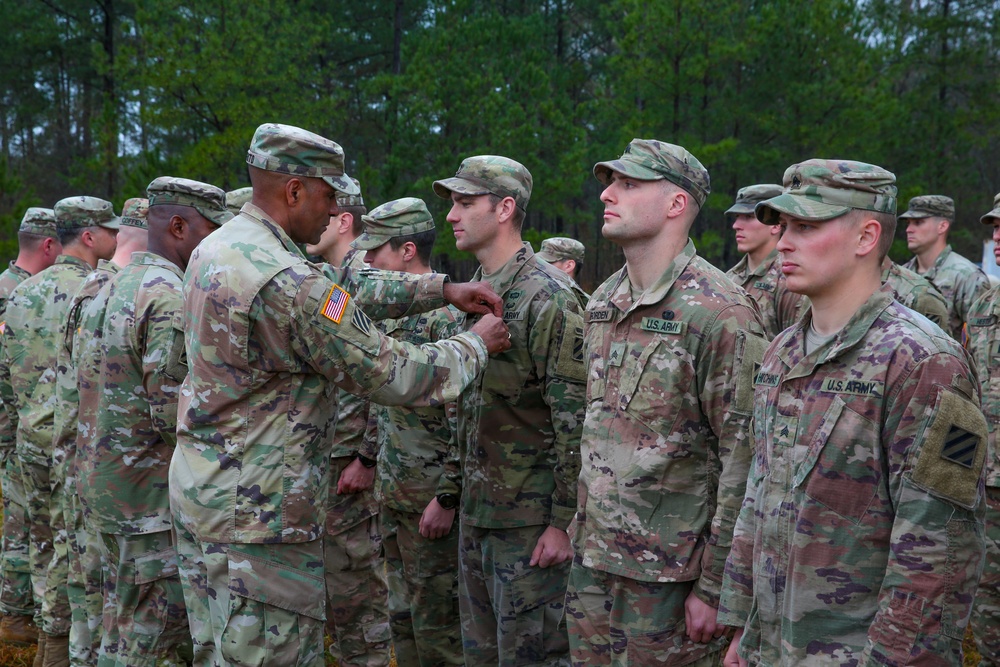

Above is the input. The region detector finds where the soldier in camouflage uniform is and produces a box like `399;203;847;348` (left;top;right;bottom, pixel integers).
720;160;986;667
352;197;464;666
880;257;949;328
0;208;61;646
964;192;1000;665
433;155;587;666
52;197;149;667
58;197;148;667
313;181;392;667
537;237;590;303
224;187;252;216
566;140;766;666
726;183;805;339
168;123;510;667
78;178;229;667
0;197;119;666
901;194;990;339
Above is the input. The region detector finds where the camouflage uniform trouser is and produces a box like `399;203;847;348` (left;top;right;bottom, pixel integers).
324;513;391;667
565;555;727;666
174;519;327;667
973;486;1000;665
381;507;462;666
97;530;191;667
19;455;70;634
67;476;105;665
458;523;571;666
0;456;35;617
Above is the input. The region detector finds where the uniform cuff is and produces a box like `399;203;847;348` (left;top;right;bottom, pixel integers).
550;503;577;532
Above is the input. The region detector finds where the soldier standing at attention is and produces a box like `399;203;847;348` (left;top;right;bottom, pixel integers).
879;256;950;328
313;180;393;667
353;197;465;666
81;178;230;666
0;208;61;647
433;155;587;666
726;183;805;339
566;140;765;666
901;194;989;339
168;123;509;667
963;191;1000;666
0;197;119;666
537;237;590;303
720;160;986;666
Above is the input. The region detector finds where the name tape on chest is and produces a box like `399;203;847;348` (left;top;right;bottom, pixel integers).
754;371;781;387
321;285;350;324
640;317;684;334
969;316;997;327
587;309;613;323
819;378;883;397
753;280;776;293
503;309;526;322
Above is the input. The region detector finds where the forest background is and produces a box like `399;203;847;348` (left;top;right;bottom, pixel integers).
1;0;999;291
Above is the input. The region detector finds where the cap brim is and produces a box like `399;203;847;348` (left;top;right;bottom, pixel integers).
898;210;932;220
432;177;492;200
725;203;757;216
351;233;389;251
536;252;557;262
203;209;235;226
755;194;851;225
592;160;663;185
98;216;121;230
981;208;1000;225
323;173;360;195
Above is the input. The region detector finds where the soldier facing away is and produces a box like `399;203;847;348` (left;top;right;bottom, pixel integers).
720;159;987;666
566;139;766;666
167;123;510;666
433;155;588;666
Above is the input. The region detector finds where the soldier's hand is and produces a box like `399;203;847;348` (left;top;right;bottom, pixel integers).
723;629;746;667
336;457;375;495
684;591;725;644
529;526;572;568
443;281;503;317
419;498;456;540
470;314;512;355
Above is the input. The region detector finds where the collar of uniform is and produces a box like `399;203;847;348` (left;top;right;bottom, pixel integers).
931;244;954;274
239;203;306;259
341;247;365;270
129;250;184;277
879;257;894;284
778;284;895;379
472;242;534;296
55;254;93;270
609;238;697;315
749;247;780;278
727;254;750;281
7;261;29;279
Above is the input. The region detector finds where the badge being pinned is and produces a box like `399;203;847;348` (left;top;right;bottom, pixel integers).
321;285;350;324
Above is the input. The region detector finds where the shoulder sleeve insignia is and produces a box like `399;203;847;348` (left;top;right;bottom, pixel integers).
351;307;372;337
321;285;350;324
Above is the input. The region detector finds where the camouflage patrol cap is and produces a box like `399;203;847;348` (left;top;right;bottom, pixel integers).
725;184;783;217
246;123;359;196
120;198;149;229
432;155;532;211
980;192;1000;225
537;237;585;263
898;195;955;221
54;196;121;231
336;178;364;209
146;177;234;226
593;139;711;207
353;197;435;251
225;187;253;215
755;159;897;225
18;208;58;238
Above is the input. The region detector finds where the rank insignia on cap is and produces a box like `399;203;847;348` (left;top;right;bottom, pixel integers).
321;285;350;324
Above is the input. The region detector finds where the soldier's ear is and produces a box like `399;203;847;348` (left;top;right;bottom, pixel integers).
169;214;186;240
401;241;417;261
286;178;305;206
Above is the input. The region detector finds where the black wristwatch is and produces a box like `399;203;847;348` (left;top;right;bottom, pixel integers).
436;493;459;510
356;453;377;469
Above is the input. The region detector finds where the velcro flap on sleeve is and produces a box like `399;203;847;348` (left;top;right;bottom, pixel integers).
553;311;586;383
734;330;767;416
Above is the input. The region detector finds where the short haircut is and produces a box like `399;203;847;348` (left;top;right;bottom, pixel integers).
16;231;49;251
57;226;86;246
341;205;367;237
388;228;437;265
849;209;897;261
487;193;526;231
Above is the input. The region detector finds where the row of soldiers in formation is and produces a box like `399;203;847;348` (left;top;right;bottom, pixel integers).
0;121;998;667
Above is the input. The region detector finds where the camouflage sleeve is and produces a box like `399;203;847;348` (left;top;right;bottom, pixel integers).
958;271;992;333
0;333;15;462
332;390;374;460
139;291;186;448
433;314;463;497
340;265;447;322
911;286;949;331
361;402;380;463
534;290;586;531
292;272;487;408
862;352;987;664
693;303;766;607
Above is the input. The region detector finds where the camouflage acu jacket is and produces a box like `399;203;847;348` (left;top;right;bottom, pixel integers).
720;287;986;666
79;253;186;535
576;240;765;603
0;255;91;467
727;248;805;339
882;259;949;330
904;244;990;339
0;262;30;461
169;204;488;545
966;286;1000;488
373;304;462;513
460;243;587;531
